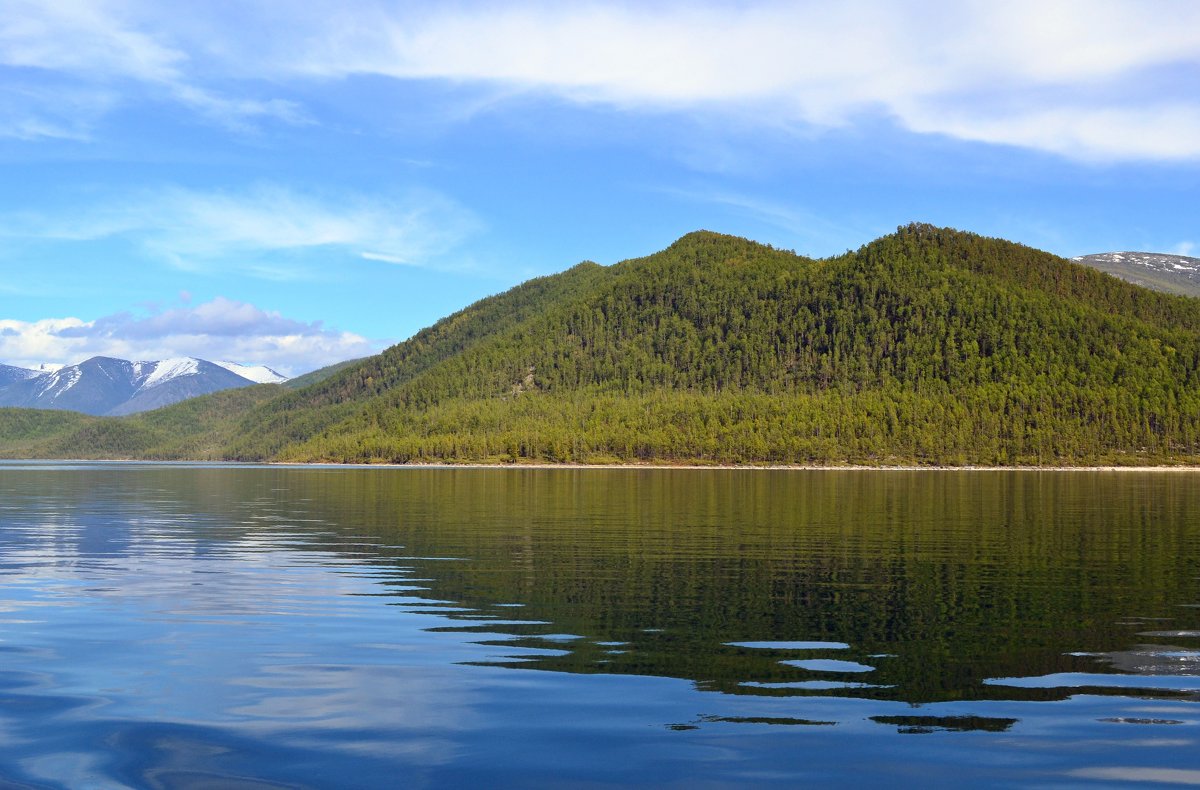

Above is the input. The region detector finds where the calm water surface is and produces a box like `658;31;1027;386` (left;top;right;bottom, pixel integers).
0;463;1197;787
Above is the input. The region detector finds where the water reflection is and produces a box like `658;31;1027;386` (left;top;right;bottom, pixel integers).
0;463;1197;786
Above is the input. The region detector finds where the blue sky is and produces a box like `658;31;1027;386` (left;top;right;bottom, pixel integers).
1;0;1198;374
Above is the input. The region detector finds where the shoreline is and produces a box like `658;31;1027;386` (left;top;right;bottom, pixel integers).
4;458;1200;472
291;462;1200;471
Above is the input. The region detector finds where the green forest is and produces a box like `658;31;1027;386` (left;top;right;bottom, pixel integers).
4;224;1200;466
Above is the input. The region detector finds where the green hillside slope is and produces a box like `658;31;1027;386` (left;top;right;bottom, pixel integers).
0;408;98;457
283;358;365;390
219;259;609;459
4;224;1200;465
0;385;282;460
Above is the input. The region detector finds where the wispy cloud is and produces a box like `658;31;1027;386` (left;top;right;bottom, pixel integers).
0;80;118;141
1171;241;1196;257
657;185;866;255
360;251;414;266
0;297;375;375
1;0;181;82
0;184;479;276
0;0;301;135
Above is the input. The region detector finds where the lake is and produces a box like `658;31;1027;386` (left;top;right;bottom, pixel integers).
0;463;1197;788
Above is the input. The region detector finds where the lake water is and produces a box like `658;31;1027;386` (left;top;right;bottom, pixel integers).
0;463;1197;788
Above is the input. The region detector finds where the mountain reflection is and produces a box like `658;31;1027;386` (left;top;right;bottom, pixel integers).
2;464;1197;707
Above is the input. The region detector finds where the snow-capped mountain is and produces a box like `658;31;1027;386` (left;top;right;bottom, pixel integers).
0;356;289;416
213;360;288;384
0;363;39;388
1072;252;1200;298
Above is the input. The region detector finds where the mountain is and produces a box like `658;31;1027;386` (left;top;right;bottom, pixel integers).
3;225;1200;465
107;358;271;416
1072;252;1200;297
0;356;283;416
0;363;38;387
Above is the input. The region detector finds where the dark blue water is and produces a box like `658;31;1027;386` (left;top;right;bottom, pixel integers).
0;463;1198;787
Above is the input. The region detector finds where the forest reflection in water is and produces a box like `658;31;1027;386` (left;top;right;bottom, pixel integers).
0;464;1197;787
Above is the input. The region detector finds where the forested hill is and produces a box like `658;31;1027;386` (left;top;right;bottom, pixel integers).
4;224;1200;465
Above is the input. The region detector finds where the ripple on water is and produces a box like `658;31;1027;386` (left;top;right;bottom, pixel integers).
1139;631;1200;638
782;659;874;673
740;680;885;690
1099;717;1185;725
870;715;1018;734
1077;645;1200;676
985;673;1200;692
726;641;851;650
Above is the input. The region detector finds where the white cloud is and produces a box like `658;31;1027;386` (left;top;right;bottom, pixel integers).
5;1;1199;160
0;316;89;369
0;184;479;275
268;0;1200;162
0;297;375;376
899;103;1200;162
360;251;415;266
1172;241;1196;257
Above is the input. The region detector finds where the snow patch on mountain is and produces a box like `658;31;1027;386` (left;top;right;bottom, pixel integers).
1073;252;1200;272
213;361;288;384
37;366;82;397
1072;251;1200;298
140;357;201;389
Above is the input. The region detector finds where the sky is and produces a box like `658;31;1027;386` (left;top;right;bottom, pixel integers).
1;0;1198;375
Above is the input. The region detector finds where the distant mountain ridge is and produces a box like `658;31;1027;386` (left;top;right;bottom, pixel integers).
0;356;287;416
1072;252;1200;297
0;363;40;388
